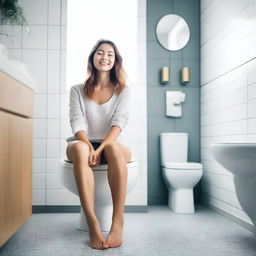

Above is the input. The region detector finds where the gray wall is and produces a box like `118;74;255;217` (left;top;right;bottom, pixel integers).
147;0;200;204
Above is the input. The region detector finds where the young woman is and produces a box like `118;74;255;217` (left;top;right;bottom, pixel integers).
66;39;132;250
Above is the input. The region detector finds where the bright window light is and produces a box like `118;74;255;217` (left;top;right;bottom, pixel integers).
66;0;138;90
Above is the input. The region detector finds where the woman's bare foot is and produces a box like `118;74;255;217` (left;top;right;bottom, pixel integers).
106;219;123;248
88;222;108;250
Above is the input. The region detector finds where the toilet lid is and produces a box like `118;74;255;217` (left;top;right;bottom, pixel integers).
163;162;202;170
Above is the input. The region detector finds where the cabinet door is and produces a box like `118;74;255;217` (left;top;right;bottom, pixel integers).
0;110;32;247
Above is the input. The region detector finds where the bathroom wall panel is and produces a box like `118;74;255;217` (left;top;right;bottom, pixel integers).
32;139;46;157
32;190;45;205
60;50;67;93
147;0;200;204
46;190;80;205
47;119;60;139
21;0;48;25
33;119;47;139
46;174;62;190
22;50;48;93
48;0;61;25
33;158;47;173
47;50;61;93
248;99;256;118
201;194;253;225
46;158;61;174
23;25;47;49
201;0;256;227
32;174;46;190
46;139;60;158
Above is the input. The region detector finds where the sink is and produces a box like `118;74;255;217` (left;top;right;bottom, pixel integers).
210;143;256;227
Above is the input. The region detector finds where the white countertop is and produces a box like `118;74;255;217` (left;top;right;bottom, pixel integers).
0;43;36;91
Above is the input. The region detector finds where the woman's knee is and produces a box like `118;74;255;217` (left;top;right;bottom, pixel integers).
67;141;90;162
104;141;122;158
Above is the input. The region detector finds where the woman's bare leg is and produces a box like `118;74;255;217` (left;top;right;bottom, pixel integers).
103;141;131;248
66;141;108;250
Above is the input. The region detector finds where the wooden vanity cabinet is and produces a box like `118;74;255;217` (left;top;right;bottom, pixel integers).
0;71;33;247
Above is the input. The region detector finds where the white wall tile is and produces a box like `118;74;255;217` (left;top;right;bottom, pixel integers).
46;189;80;205
32;190;46;205
60;93;69;119
33;173;46;189
48;50;61;93
33;119;47;138
248;83;256;100
47;158;61;173
60;50;67;93
138;0;146;17
138;17;146;41
47;94;60;118
248;118;256;133
21;0;48;25
248;99;256;118
47;119;60;138
32;158;46;173
23;26;47;49
48;0;61;25
60;119;72;139
48;26;61;49
61;0;67;25
23;50;47;93
61;26;67;50
46;174;62;189
47;139;60;157
32;139;46;157
60;139;67;158
33;94;47;118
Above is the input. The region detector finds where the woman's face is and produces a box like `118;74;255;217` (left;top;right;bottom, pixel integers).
93;43;115;72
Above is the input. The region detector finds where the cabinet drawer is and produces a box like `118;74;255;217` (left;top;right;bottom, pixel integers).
0;72;33;118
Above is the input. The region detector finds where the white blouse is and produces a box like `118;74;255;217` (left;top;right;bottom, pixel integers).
68;83;131;143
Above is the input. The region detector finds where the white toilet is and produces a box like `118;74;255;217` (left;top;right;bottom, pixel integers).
59;158;138;231
160;133;203;213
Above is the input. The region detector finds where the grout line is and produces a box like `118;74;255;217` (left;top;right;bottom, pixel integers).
45;0;49;206
201;57;256;87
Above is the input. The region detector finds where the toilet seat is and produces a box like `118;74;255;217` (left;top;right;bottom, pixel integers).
61;158;138;171
163;162;202;170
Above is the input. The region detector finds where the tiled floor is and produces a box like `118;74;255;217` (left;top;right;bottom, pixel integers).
1;205;256;256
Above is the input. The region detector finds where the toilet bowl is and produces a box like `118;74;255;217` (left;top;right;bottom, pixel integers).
160;133;203;213
59;158;138;231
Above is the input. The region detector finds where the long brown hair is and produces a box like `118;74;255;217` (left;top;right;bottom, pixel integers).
84;39;126;98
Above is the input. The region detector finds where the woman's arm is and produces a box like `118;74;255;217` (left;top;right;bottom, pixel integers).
95;126;121;153
69;85;94;151
75;130;94;151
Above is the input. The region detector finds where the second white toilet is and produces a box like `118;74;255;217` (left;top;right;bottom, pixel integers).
160;133;203;213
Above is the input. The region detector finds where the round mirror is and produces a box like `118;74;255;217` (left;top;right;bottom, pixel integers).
156;14;190;51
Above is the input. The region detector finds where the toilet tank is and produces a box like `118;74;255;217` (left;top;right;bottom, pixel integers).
160;133;188;165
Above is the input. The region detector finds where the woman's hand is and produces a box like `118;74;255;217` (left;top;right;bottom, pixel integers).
88;148;98;166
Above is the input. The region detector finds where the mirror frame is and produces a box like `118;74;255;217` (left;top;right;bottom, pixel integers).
156;14;190;51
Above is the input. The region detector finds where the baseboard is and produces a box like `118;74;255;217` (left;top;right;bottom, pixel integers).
202;202;256;235
32;205;147;213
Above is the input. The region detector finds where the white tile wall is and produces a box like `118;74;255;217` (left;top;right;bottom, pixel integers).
201;0;256;225
0;0;147;206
